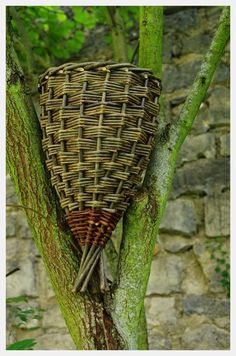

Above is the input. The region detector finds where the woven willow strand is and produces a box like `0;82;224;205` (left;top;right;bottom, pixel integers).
39;61;161;220
38;61;161;291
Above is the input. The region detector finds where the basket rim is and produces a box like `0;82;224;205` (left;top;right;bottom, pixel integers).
38;60;161;86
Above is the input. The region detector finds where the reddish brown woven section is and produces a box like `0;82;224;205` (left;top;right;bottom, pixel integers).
38;61;161;247
66;208;121;246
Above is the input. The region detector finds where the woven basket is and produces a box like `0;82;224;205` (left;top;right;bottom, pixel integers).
38;61;161;292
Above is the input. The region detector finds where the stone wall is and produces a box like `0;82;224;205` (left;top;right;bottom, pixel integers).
6;6;230;350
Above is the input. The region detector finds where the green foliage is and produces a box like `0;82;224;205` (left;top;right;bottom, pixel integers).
205;237;230;297
6;295;29;304
6;339;37;350
7;296;46;328
119;6;139;30
9;5;140;77
6;295;46;350
10;6;99;75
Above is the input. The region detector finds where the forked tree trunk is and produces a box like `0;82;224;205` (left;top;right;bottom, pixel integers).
6;7;229;350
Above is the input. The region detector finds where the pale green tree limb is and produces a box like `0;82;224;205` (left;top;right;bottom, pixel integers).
6;15;124;350
108;6;230;349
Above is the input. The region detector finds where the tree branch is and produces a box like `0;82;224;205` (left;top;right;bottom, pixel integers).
6;17;123;350
168;6;230;155
139;6;166;128
106;6;128;62
145;6;230;208
108;6;229;350
106;7;164;350
139;6;163;78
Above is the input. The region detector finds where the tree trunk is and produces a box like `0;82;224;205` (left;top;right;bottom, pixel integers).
6;6;229;350
6;23;124;350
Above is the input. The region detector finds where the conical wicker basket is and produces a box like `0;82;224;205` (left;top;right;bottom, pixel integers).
38;61;161;292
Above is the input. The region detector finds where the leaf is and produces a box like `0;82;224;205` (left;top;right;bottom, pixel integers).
33;314;43;320
37;307;47;312
17;313;28;322
27;326;41;331
56;11;67;22
73;7;97;29
221;270;229;278
219;258;226;264
6;339;37;350
6;295;28;304
67;36;84;53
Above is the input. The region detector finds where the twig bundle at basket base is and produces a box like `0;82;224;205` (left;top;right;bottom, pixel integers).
38;61;161;292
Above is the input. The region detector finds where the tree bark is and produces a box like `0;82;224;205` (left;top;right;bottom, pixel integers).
6;20;124;350
6;6;229;350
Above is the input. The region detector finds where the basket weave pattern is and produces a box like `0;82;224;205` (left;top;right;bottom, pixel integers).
39;61;161;247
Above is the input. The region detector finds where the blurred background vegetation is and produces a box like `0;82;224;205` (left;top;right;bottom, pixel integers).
9;6;139;87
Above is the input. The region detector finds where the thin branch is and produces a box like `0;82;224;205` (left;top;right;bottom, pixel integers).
110;6;229;350
168;6;230;155
6;267;20;277
139;6;163;78
139;7;166;128
108;7;164;349
106;6;128;62
6;203;48;220
131;41;139;64
145;7;231;217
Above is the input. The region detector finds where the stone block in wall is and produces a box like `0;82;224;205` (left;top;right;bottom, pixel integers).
183;295;230;317
35;331;75;350
172;158;230;198
159;234;193;253
213;63;230;85
207;87;230;127
182;323;230;350
177;133;216;167
6;257;37;297
164;8;198;33
181;32;212;56
214;317;230;330
42;303;67;329
181;251;208;295
6;175;18;204
6;238;19;260
160;199;197;236
19;239;38;257
191;102;211;135
204;189;230;237
220;134;230;157
147;328;172;350
6;211;17;237
146;253;185;295
16;210;33;239
193;239;229;293
145;296;177;325
163;59;202;93
7;237;37;262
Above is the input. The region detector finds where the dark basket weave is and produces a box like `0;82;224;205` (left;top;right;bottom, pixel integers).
38;61;161;291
